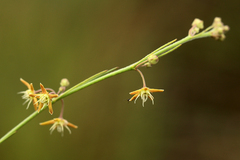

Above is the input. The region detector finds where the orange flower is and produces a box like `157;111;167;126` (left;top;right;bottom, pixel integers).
129;87;164;106
19;78;38;110
30;83;58;115
40;118;78;136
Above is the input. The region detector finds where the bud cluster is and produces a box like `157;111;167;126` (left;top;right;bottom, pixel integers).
211;17;230;41
191;18;204;34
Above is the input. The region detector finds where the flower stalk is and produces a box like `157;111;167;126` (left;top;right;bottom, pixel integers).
0;17;229;144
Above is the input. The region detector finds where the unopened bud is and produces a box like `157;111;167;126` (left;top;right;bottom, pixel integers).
193;27;200;34
220;34;226;41
214;17;221;23
60;78;70;87
59;86;64;92
224;25;230;32
142;62;152;67
192;18;204;29
211;17;229;41
217;27;223;34
213;17;223;27
148;54;159;65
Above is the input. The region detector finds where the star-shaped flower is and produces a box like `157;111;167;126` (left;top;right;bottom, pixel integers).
30;83;58;115
19;78;38;110
129;87;164;106
40;118;78;136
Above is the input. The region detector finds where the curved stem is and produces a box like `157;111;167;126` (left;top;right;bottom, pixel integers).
136;69;146;87
59;99;64;118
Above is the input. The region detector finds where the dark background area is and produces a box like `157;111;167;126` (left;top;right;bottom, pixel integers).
0;0;239;160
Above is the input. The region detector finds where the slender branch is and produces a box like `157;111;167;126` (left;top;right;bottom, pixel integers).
0;19;227;143
0;111;39;143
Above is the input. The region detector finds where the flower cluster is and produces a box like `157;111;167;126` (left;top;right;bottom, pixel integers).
211;17;230;41
19;79;58;115
19;78;77;136
191;18;204;35
29;83;58;115
188;17;229;40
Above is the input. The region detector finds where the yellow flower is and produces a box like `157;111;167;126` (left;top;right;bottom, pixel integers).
30;83;58;115
19;78;38;110
129;87;164;106
40;118;78;136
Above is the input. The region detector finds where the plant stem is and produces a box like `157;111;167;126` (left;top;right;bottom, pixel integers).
0;30;213;144
0;111;39;143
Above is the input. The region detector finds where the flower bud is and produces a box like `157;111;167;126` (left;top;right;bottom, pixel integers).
220;34;226;41
217;27;223;34
192;18;204;29
60;78;70;87
142;62;152;67
59;86;64;92
214;17;221;23
213;17;223;27
211;17;229;41
193;27;200;34
147;54;159;65
224;25;230;32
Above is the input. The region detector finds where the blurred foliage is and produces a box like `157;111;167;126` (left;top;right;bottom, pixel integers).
0;0;239;160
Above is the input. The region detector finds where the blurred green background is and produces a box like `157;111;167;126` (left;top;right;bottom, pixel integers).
0;0;239;160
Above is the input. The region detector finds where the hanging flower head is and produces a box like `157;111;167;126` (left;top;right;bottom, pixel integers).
30;83;58;115
19;78;38;110
129;87;164;106
40;118;78;136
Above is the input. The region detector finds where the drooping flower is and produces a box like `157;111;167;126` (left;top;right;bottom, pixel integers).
40;118;78;136
19;78;38;110
129;87;164;106
30;83;58;115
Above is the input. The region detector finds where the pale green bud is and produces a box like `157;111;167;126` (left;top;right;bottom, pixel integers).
143;62;152;67
192;18;204;29
148;54;159;65
60;78;70;87
224;25;230;32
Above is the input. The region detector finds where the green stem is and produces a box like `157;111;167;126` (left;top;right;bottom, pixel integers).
0;29;213;144
0;111;39;143
54;66;133;101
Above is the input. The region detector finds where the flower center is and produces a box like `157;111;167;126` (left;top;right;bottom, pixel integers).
39;94;50;104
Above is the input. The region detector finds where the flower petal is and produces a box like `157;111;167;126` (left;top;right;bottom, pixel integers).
29;94;40;98
149;88;164;93
38;103;43;113
40;83;47;94
40;119;55;125
20;78;31;89
128;94;139;102
33;97;38;111
48;94;58;98
67;122;78;129
129;89;142;95
48;101;53;115
30;83;35;93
